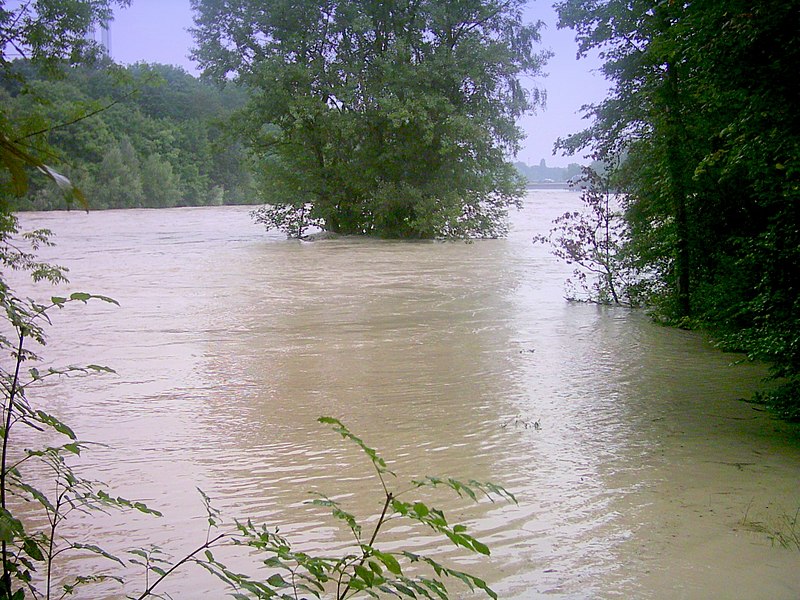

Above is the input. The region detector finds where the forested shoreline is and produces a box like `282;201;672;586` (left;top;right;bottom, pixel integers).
546;0;799;419
2;58;569;210
2;1;797;419
1;60;257;210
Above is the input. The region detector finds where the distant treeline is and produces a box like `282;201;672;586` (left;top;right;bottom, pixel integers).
1;61;257;210
514;160;584;184
1;58;589;209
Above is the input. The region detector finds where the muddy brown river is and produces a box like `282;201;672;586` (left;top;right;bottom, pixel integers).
13;190;800;598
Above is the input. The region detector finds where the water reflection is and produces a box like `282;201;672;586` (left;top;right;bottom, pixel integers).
12;194;800;598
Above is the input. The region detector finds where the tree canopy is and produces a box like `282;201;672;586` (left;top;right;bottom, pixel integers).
0;0;128;73
191;0;550;238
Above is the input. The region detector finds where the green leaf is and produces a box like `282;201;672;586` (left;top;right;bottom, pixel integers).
63;443;81;455
317;417;395;477
392;582;416;597
73;543;125;566
353;564;375;586
309;494;362;538
93;294;120;306
66;292;120;306
15;482;56;512
263;556;285;569
419;578;449;600
35;410;76;439
266;573;289;588
470;575;497;599
471;539;490;556
86;364;117;374
97;492;163;517
373;550;402;576
391;499;410;516
399;578;430;598
451;479;477;501
412;502;429;518
477;481;517;504
23;538;44;561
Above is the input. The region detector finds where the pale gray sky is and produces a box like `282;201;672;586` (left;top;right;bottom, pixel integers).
110;0;608;167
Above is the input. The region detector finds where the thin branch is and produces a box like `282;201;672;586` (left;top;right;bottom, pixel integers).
134;533;226;600
338;492;393;600
1;332;25;597
0;2;34;48
13;91;138;143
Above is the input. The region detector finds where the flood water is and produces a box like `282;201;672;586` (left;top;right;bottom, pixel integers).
12;191;800;599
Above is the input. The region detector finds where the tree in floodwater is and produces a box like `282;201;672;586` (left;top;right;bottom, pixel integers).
191;0;550;238
535;165;646;306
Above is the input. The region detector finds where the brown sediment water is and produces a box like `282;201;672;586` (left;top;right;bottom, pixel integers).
11;191;799;598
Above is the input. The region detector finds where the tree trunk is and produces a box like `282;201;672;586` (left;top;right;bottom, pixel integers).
664;61;692;318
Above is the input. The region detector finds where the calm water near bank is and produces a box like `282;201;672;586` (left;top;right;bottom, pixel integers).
13;191;800;598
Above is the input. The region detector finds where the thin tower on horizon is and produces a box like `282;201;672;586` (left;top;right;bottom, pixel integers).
86;21;111;58
101;22;111;57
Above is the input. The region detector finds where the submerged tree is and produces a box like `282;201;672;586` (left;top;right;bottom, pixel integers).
535;165;644;306
191;0;550;238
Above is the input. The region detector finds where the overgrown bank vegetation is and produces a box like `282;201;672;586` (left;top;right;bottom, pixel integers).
538;0;799;419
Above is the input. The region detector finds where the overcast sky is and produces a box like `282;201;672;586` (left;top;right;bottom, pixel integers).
109;0;608;167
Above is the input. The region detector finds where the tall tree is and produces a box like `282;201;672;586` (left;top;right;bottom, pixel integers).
141;152;182;207
191;0;550;238
89;137;144;208
555;0;700;317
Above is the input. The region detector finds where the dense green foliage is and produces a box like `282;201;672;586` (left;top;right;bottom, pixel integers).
0;0;129;73
1;61;255;210
556;0;800;417
192;0;549;238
